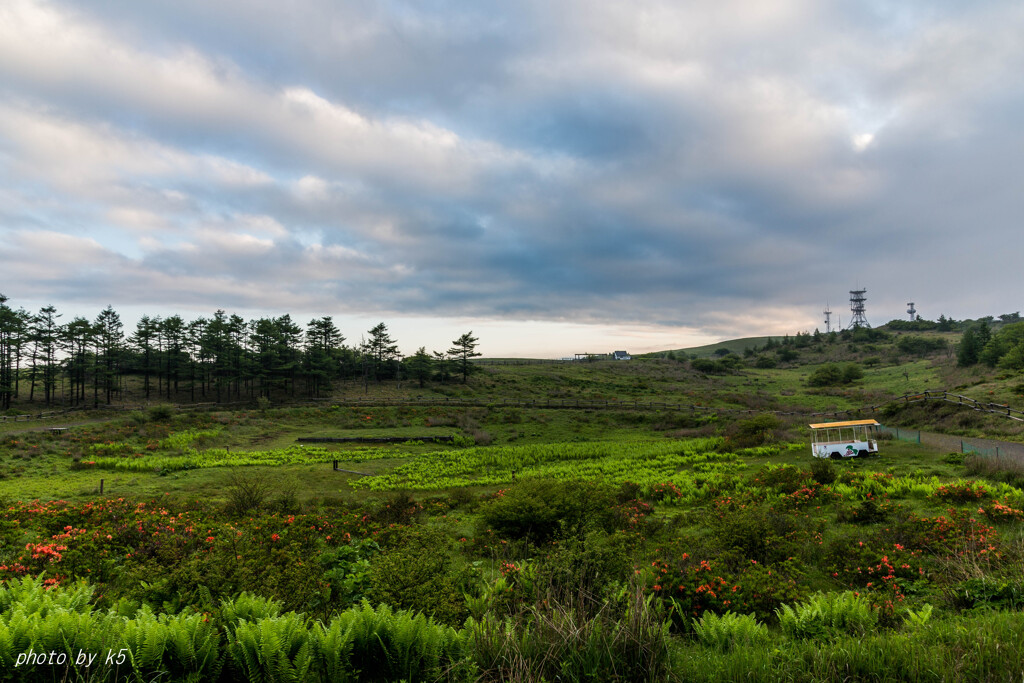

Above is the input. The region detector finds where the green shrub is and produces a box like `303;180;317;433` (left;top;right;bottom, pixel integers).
808;363;863;387
480;479;617;545
367;527;473;626
532;532;633;608
224;471;271;515
810;458;837;485
836;498;888;525
711;503;799;565
148;404;175;422
372;490;423;525
776;591;878;639
729;415;780;448
319;539;379;610
691;358;727;374
754;464;808;494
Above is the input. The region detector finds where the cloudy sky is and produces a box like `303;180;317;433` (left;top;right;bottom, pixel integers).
1;0;1022;357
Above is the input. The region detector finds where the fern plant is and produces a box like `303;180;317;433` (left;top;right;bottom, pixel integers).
776;591;878;639
221;592;284;626
227;611;313;683
0;575;95;617
692;611;769;651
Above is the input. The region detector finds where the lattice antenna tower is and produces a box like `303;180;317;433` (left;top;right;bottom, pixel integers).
907;302;916;321
849;289;869;328
823;303;833;334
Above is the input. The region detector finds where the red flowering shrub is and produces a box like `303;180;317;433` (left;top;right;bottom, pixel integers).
933;482;988;503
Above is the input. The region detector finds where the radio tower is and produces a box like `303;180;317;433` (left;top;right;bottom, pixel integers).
907;302;916;321
823;303;833;333
849;289;869;328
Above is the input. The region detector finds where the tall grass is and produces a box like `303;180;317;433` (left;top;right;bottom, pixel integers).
675;610;1024;682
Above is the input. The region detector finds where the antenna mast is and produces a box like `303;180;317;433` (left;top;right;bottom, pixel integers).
849;289;869;328
823;303;833;334
907;302;916;321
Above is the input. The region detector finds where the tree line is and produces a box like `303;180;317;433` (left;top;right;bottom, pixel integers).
0;294;480;410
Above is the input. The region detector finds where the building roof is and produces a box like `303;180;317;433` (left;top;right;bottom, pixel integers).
808;419;880;429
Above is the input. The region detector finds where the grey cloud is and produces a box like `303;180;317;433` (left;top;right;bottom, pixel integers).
1;0;1022;340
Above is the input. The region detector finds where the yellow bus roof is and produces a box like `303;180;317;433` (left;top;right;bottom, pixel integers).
808;419;880;429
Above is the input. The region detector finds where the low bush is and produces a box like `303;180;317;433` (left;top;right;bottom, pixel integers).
367;527;474;627
754;464;808;494
224;471;271;515
808;363;863;387
479;479;617;545
148;404;175;422
810;458;837;485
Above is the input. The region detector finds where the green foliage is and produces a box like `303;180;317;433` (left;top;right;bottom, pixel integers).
220;592;284;625
896;336;948;357
227;611;314;682
692;611;769;652
532;532;633;604
350;437;726;491
754;464;808;494
776;591;879;639
480;479;617;544
367;527;473;626
711;502;800;565
691;358;728;374
948;579;1024;611
160;428;222;451
776;347;799;363
321;601;469;682
148;404;176;422
806;362;863;386
469;588;672;683
225;471;272;515
728;415;780;449
809;457;837;485
836;497;888;525
319;540;378;609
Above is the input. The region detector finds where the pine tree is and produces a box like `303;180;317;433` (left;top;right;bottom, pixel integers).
448;332;481;384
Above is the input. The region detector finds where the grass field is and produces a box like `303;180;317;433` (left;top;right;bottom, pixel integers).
4;340;1024;681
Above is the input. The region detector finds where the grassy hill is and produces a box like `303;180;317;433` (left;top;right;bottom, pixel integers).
665;336;778;358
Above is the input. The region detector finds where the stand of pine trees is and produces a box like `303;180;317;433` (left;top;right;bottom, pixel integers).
0;296;480;408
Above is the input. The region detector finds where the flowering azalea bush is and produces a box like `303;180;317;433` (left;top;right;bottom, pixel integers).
933;482;989;502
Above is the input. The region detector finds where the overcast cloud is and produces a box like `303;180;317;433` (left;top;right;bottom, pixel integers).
1;0;1022;356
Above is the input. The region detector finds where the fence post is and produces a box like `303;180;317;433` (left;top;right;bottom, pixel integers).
99;479;104;494
961;439;964;454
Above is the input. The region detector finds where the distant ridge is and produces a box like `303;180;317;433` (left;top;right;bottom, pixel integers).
661;336;778;358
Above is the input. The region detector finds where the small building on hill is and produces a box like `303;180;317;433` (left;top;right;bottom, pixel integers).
612;350;632;361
